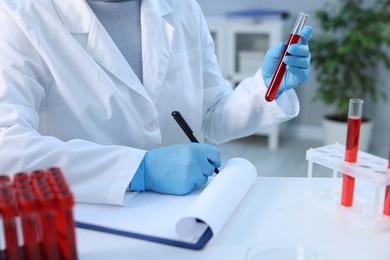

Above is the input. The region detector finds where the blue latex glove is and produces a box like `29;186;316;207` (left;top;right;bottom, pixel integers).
261;25;312;99
130;143;221;195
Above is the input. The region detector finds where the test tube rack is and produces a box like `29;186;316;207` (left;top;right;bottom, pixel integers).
0;168;77;260
306;143;390;233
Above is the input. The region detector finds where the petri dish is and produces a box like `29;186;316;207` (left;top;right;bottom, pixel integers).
245;241;319;260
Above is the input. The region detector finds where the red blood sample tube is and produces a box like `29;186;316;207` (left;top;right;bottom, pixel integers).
13;172;29;183
0;181;13;201
30;181;48;249
383;144;390;216
13;184;33;198
265;12;309;102
17;192;41;260
31;170;46;180
0;194;21;260
0;174;10;183
36;192;61;260
47;167;63;177
0;187;13;203
55;191;77;260
341;98;364;207
47;167;66;184
52;183;70;195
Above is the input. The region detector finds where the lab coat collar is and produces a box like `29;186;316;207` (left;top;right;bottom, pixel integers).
51;0;175;104
51;0;146;99
143;0;172;17
141;0;174;104
50;0;172;33
86;16;149;100
50;0;93;34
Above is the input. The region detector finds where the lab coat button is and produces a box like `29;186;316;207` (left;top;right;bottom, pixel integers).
145;121;157;131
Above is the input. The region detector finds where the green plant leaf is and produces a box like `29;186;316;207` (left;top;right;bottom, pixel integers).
311;0;390;117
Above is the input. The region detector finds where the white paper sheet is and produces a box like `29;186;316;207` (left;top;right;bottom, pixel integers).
74;157;257;244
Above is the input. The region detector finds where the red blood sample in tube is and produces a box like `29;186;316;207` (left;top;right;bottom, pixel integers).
13;172;29;183
344;117;362;162
265;12;309;102
37;192;61;260
54;191;77;260
341;98;363;207
31;170;46;180
383;145;390;216
52;183;70;194
47;167;64;178
0;174;10;183
341;117;361;207
17;192;41;260
265;34;301;102
384;186;390;216
0;197;21;260
47;167;66;185
0;181;13;193
0;188;13;203
341;175;355;207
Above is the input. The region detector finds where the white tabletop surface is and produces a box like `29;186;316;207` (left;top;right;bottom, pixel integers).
75;177;390;260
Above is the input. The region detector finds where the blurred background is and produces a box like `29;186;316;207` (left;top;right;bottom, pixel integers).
196;0;390;177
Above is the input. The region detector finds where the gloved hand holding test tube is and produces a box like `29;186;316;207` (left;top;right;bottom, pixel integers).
264;12;310;102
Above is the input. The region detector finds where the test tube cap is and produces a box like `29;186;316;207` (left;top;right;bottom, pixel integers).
0;187;14;202
47;167;64;176
56;191;74;209
13;172;29;182
17;192;38;214
0;181;12;190
0;174;10;183
31;169;46;179
348;98;364;118
0;197;18;216
291;12;309;35
37;192;56;211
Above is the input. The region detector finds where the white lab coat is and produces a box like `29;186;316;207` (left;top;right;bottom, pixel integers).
0;0;299;205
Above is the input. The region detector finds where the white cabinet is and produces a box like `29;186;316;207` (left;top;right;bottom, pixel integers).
206;18;284;150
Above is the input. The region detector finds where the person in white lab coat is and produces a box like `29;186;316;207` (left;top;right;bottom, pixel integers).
0;0;312;205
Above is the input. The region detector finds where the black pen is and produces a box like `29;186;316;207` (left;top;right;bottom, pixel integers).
171;111;219;174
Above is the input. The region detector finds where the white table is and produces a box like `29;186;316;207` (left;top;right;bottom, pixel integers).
76;177;390;260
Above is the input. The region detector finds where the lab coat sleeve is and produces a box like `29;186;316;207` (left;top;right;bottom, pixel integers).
0;7;144;205
194;2;300;144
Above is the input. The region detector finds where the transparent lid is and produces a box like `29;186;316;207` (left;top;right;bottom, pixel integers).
291;12;309;35
348;98;364;118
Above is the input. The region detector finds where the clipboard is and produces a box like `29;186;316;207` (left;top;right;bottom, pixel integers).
76;222;213;250
74;158;257;250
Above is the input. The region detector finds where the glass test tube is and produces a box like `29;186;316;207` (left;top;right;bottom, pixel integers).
341;98;364;207
0;186;21;260
0;175;10;183
383;144;390;216
19;193;42;260
265;12;309;102
55;191;77;260
37;192;61;260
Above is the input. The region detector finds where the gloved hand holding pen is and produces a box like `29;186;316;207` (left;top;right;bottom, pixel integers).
130;143;221;195
261;25;312;99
